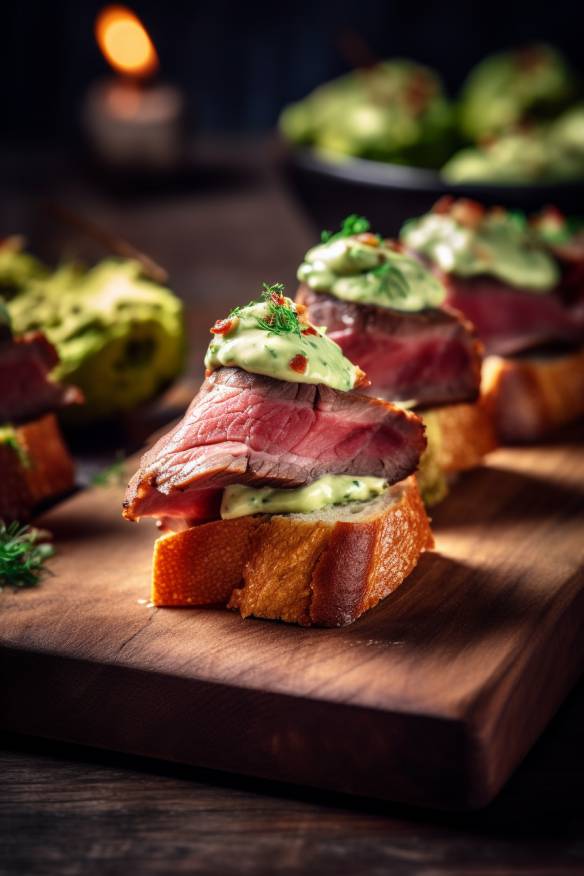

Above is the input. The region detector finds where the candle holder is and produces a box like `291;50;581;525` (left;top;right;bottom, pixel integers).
82;5;186;175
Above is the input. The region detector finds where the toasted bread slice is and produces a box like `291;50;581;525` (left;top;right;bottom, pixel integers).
0;413;75;522
152;476;432;627
416;400;497;506
17;413;76;503
482;347;584;443
422;400;498;474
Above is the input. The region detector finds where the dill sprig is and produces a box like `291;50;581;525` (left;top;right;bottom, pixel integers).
0;521;54;590
321;214;375;243
225;283;303;337
256;282;301;337
228;299;256;318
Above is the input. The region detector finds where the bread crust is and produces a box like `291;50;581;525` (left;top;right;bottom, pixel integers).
153;516;264;607
482;348;584;443
307;478;433;626
0;413;75;522
151;476;433;627
423;400;498;474
18;414;75;503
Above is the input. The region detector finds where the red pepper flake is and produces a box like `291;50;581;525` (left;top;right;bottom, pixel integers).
404;71;435;114
270;291;286;306
515;46;547;72
450;199;485;229
355;367;371;389
289;354;308;374
534;205;566;227
301;325;318;336
356;232;380;247
210;317;238;335
432;195;455;215
205;367;213;377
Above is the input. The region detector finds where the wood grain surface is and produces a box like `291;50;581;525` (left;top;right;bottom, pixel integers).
2;678;584;876
1;428;583;810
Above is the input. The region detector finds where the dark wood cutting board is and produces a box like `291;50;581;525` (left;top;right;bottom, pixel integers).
1;430;583;810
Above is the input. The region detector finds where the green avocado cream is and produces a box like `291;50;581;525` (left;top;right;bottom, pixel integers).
204;287;361;392
297;234;445;311
400;209;559;291
220;475;387;520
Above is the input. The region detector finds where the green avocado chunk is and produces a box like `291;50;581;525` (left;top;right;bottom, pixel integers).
458;44;576;142
443;105;584;185
0;237;47;297
8;259;186;422
280;59;454;168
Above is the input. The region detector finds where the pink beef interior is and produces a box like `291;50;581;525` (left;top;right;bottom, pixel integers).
443;276;584;357
123;367;426;521
297;285;482;408
0;332;81;423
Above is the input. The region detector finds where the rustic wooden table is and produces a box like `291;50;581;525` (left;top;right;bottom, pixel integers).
1;681;583;875
1;139;583;875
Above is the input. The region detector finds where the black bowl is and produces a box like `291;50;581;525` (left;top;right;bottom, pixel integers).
280;145;584;236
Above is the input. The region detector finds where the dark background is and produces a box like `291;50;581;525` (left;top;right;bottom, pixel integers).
2;0;584;144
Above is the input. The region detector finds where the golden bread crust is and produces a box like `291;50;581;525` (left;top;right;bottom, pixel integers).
423;400;498;474
151;476;432;627
482;348;584;443
308;477;433;626
152;516;262;606
18;414;75;502
0;413;75;522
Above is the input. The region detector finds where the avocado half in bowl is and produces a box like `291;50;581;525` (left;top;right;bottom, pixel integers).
277;48;584;235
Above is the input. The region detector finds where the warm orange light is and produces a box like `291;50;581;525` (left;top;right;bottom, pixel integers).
95;5;158;78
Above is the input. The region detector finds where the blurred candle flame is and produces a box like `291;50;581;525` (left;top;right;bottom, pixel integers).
95;5;158;78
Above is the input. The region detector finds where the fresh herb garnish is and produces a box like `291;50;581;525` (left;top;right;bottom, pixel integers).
90;451;127;487
321;214;375;243
228;298;256;318
0;521;54;590
371;261;410;298
256;282;301;337
506;210;528;232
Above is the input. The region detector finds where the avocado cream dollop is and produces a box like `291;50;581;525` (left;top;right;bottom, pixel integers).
400;206;559;291
204;287;361;391
220;475;387;520
297;233;445;311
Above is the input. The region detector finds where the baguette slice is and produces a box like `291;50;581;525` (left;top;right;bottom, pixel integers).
152;476;432;627
482;347;584;443
0;413;75;522
422;399;498;475
17;413;76;503
416;399;498;506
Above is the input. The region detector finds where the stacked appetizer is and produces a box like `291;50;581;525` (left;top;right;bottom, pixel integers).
296;216;495;505
123;285;432;627
0;307;80;522
401;199;584;441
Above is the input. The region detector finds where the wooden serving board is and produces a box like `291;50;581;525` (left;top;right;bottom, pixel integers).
1;430;583;810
